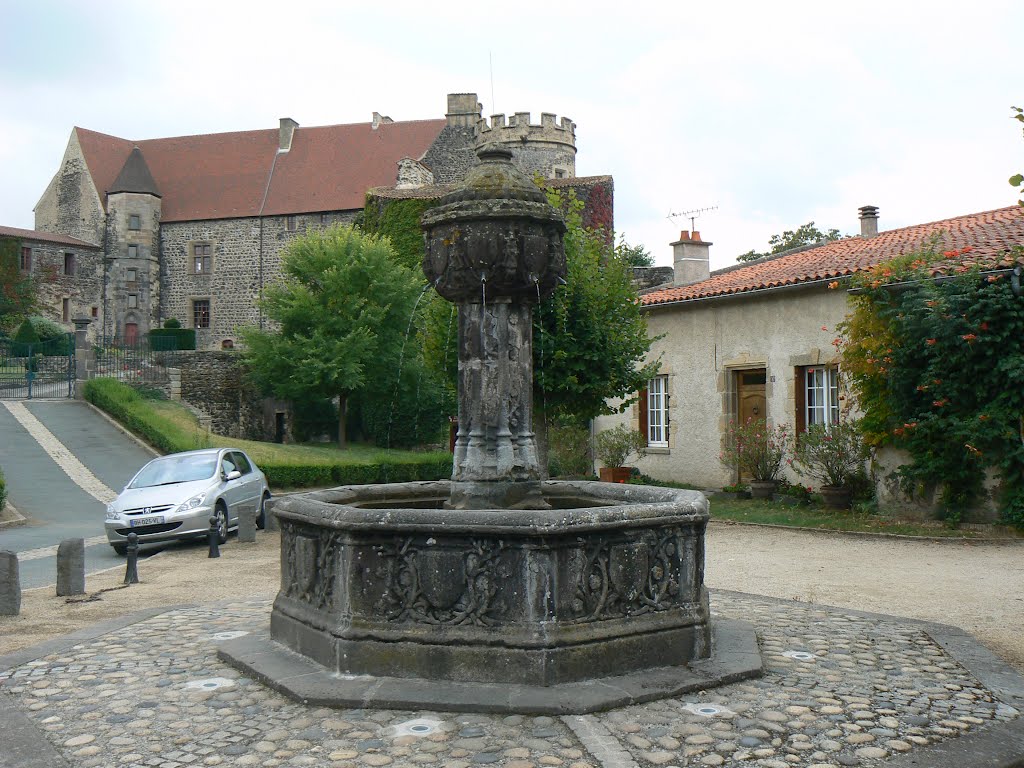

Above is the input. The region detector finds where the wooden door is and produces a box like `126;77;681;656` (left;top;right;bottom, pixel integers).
737;368;766;425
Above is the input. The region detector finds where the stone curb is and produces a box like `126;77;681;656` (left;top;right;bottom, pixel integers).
708;517;1024;544
0;500;28;529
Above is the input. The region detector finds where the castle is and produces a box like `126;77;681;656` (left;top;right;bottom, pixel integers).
20;93;604;349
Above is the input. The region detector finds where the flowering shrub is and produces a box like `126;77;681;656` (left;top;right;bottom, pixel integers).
720;418;790;482
792;421;869;488
839;241;1024;526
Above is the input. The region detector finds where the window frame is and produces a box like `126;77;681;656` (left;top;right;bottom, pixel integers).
192;298;211;329
128;214;141;230
127;244;139;259
62;298;70;322
796;364;840;433
63;252;75;276
125;267;138;283
19;246;32;272
640;374;670;448
127;293;138;309
190;242;213;275
285;215;297;232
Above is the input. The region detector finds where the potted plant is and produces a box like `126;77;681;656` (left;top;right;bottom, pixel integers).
792;420;869;508
720;418;791;499
594;424;647;483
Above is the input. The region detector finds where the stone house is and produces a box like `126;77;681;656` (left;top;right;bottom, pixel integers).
594;204;1024;515
0;226;102;327
26;92;588;349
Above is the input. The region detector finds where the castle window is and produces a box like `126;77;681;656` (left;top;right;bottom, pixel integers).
20;247;32;272
128;244;138;258
62;298;70;322
126;268;137;283
64;252;75;276
554;169;566;179
320;213;329;226
192;298;211;329
129;214;141;230
285;215;297;232
127;294;138;309
191;243;213;274
91;306;98;318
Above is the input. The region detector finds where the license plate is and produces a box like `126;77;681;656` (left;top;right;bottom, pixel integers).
130;515;165;527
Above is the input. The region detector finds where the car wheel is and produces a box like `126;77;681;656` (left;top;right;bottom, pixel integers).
215;503;229;545
112;544;127;556
256;492;270;530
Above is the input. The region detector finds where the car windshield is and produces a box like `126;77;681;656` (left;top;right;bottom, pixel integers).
129;454;218;488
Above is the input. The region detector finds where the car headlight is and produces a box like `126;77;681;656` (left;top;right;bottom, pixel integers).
105;504;119;520
174;492;209;515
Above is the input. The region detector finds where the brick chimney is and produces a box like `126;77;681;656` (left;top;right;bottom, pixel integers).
672;231;712;286
279;118;298;152
858;205;879;237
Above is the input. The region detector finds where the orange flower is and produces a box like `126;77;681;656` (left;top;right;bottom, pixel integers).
962;333;977;342
926;338;937;345
933;399;948;408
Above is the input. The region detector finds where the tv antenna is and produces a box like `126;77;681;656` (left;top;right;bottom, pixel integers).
667;206;718;231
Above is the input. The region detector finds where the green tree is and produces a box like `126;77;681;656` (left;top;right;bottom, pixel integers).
533;187;660;442
240;225;422;448
737;222;844;262
615;234;654;267
0;238;36;334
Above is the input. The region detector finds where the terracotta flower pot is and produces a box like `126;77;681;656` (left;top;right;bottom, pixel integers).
599;467;632;484
749;480;778;500
820;485;853;509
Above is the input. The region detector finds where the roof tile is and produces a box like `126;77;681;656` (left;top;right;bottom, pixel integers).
642;206;1024;306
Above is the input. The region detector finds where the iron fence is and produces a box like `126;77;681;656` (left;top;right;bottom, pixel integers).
0;334;75;399
95;336;183;389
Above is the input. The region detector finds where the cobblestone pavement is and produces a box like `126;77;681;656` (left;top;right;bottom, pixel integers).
1;593;1021;768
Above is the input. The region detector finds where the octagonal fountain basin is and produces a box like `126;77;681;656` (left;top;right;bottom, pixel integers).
219;480;762;714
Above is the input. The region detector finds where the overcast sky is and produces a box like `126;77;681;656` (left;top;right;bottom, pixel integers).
2;0;1021;270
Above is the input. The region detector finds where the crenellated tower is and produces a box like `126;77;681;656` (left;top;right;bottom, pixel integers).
475;109;576;180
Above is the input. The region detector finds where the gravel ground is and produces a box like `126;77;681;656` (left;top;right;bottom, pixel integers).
2;522;1022;676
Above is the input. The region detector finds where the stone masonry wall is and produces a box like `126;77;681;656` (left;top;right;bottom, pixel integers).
34;130;106;246
19;239;103;343
159;212;357;350
178;351;267;440
105;191;161;341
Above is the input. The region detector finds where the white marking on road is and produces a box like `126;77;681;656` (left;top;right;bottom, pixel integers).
17;536;109;562
2;401;117;504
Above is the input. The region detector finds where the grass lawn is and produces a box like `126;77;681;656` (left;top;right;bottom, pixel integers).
709;497;1022;538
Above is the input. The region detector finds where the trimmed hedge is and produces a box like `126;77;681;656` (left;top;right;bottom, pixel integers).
82;378;451;490
149;328;196;350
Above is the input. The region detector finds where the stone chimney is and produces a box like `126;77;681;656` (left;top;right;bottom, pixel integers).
672;231;712;286
372;111;394;130
279;118;298;152
446;92;483;128
858;205;879;237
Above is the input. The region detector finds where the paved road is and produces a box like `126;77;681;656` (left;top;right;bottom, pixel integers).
0;399;157;588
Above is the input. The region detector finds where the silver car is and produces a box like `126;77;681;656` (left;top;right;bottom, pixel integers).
105;448;271;555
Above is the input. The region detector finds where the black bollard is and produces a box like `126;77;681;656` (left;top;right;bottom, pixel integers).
123;533;140;585
208;515;221;558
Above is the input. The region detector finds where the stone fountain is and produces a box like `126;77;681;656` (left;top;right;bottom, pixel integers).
219;146;761;714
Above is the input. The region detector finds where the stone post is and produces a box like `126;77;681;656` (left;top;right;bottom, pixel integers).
238;507;257;543
0;550;20;616
56;538;85;596
72;317;94;400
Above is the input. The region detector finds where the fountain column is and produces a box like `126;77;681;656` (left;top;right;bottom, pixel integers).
422;145;566;509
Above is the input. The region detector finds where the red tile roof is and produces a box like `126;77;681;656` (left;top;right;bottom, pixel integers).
0;225;99;249
74;119;446;223
642;205;1024;307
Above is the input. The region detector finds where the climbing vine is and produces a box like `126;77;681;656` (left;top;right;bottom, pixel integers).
838;242;1024;526
361;194;440;271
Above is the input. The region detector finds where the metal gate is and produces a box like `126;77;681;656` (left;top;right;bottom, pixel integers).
0;333;75;399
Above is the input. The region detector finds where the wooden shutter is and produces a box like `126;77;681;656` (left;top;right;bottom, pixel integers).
795;367;806;434
639;387;649;445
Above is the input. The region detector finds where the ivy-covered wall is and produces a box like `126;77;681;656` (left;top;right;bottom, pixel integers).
361;194;440;272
